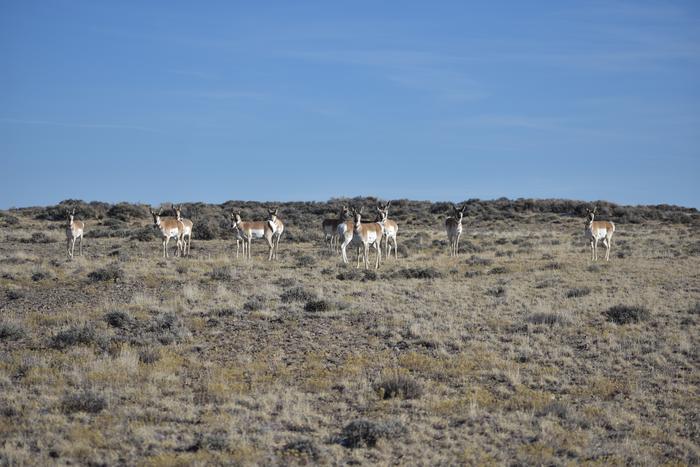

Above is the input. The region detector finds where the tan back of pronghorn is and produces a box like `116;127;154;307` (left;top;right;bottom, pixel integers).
266;206;284;260
585;207;615;261
445;204;466;256
150;207;184;258
322;205;348;251
173;204;194;256
230;211;277;261
352;207;383;270
66;208;84;259
377;202;399;259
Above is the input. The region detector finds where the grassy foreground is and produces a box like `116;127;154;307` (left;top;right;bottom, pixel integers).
0;205;698;465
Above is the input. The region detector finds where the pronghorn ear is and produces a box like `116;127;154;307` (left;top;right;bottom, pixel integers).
359;206;364;214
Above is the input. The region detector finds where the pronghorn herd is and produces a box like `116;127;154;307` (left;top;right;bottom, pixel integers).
60;203;616;264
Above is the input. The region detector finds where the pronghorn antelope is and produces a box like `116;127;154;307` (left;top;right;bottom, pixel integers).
351;207;383;270
173;204;194;256
322;206;349;251
266;206;284;260
445;204;466;256
585;207;615;261
339;209;355;264
230;211;278;261
66;208;84;259
149;207;184;258
230;218;247;259
377;202;399;259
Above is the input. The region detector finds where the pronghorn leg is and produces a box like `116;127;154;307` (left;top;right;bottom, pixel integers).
67;238;71;259
78;235;83;256
603;238;610;261
236;240;240;259
374;242;381;269
341;238;351;264
365;244;371;270
356;245;362;268
266;235;274;261
455;233;461;256
590;240;595;261
393;236;398;259
593;238;599;261
163;238;168;258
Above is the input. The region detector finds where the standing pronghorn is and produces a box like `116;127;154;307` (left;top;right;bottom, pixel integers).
585;207;615;261
322;206;349;251
339;209;355;264
230;217;247;259
173;204;194;256
230;211;278;261
377;202;399;259
351;207;383;270
266;206;284;260
66;208;84;259
149;207;184;258
445;204;466;256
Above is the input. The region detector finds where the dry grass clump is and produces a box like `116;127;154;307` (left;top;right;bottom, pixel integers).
0;321;26;340
208;265;233;281
336;420;406;449
61;390;107;414
49;324;100;349
88;263;124;282
374;375;423;400
138;347;160;364
604;305;651;324
486;286;507;298
527;310;570;327
148;312;189;344
243;295;266;311
104;309;132;329
391;267;442;279
5;289;23;300
295;254;317;267
280;286;316;303
280;439;320;461
488;266;509;275
566;287;591;298
304;299;331;312
336;269;378;281
466;255;492;266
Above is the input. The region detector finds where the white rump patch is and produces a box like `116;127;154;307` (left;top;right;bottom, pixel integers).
251;229;265;239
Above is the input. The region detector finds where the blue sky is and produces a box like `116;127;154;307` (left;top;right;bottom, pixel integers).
1;1;699;208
